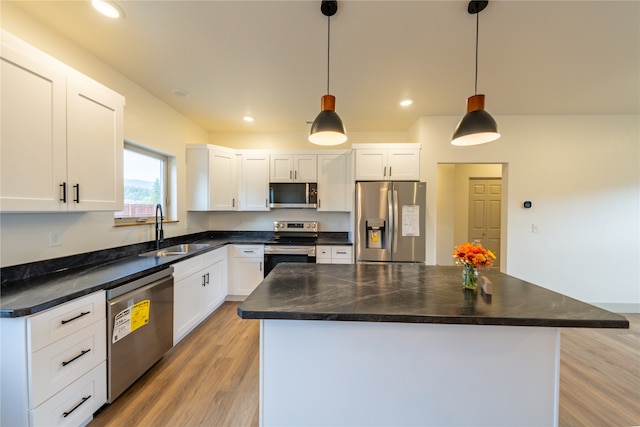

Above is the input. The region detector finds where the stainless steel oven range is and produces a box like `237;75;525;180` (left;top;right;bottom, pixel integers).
264;221;318;276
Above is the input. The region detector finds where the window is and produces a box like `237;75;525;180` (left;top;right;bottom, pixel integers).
114;142;169;224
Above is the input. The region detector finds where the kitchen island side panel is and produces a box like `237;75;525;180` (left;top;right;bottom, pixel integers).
260;319;559;427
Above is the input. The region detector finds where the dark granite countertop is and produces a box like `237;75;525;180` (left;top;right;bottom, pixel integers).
0;232;351;318
238;263;629;329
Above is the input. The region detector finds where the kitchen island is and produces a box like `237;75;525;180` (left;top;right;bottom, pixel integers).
238;263;628;427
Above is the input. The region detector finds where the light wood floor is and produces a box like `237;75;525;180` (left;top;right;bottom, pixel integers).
90;302;639;427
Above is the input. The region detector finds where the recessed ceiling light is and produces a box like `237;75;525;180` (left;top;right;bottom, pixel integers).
400;99;413;107
243;115;255;123
91;0;124;19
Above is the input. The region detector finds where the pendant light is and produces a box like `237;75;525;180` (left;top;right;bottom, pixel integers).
452;0;500;146
309;0;347;146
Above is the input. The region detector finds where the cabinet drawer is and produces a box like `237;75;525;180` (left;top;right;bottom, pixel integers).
172;255;207;282
29;291;105;352
233;245;264;258
31;361;106;427
31;319;106;408
316;246;331;259
331;246;352;260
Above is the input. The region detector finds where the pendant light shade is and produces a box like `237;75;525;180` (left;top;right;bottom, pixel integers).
452;1;500;146
309;0;347;146
452;94;500;146
309;95;347;145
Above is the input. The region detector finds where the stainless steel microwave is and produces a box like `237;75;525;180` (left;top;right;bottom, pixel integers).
269;183;317;209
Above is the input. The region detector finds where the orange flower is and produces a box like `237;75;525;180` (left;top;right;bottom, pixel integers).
453;242;496;268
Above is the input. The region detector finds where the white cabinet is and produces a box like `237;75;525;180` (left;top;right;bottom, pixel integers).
353;144;420;181
270;154;317;182
316;246;353;264
317;153;350;212
238;151;270;211
230;245;264;296
0;32;124;212
172;247;228;344
1;291;107;427
186;145;238;211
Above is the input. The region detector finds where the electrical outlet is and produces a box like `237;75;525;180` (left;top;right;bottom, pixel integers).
49;230;62;247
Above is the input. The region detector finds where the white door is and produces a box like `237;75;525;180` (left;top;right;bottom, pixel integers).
0;45;67;211
387;149;420;181
293;154;317;182
317;154;347;211
270;154;294;182
355;149;388;181
240;153;269;211
66;74;124;211
468;178;501;268
210;150;237;210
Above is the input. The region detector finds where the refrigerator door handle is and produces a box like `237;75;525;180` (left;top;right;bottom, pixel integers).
387;189;394;255
392;189;399;254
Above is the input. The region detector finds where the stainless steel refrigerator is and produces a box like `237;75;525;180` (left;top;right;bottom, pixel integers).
356;181;426;263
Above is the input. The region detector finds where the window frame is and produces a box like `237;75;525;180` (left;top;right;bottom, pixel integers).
114;141;171;226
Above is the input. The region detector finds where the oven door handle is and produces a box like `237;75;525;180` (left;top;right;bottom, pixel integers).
264;246;316;256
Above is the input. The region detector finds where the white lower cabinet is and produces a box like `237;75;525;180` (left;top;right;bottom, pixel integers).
230;245;264;296
0;291;106;427
172;247;228;344
316;246;353;264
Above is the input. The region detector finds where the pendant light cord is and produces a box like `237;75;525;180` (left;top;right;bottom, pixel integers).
327;15;331;94
474;11;479;95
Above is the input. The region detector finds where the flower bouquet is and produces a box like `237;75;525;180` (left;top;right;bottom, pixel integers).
453;242;496;290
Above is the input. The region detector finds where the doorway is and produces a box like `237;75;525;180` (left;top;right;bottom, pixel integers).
435;163;505;268
468;178;501;269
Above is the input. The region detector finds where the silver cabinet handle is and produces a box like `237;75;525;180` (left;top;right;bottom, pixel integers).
244;250;255;254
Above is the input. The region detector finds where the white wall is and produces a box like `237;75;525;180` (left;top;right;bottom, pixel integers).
419;115;640;311
0;3;210;267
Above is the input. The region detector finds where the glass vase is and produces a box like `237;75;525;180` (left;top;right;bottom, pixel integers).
462;265;479;290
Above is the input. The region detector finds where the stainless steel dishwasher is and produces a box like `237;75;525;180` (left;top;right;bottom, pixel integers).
106;268;174;403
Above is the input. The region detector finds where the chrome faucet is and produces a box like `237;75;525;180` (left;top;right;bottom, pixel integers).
155;204;164;249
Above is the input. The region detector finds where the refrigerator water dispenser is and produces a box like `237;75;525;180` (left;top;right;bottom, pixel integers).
366;219;385;249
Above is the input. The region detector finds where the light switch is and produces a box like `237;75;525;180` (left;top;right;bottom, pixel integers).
532;224;540;233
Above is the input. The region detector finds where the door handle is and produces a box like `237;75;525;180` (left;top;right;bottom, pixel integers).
62;395;91;418
61;349;91;366
60;182;67;203
61;311;90;324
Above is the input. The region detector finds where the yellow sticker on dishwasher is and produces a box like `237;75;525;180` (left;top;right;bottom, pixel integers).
130;300;150;332
112;300;151;344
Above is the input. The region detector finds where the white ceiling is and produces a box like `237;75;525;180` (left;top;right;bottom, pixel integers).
9;0;640;134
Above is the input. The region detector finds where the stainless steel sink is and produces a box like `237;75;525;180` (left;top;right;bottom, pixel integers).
139;243;211;257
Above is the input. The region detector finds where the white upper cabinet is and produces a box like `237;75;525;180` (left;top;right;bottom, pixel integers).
270;154;317;182
186;145;238;211
317;153;350;212
0;32;124;212
239;151;270;211
66;73;124;211
353;144;421;181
